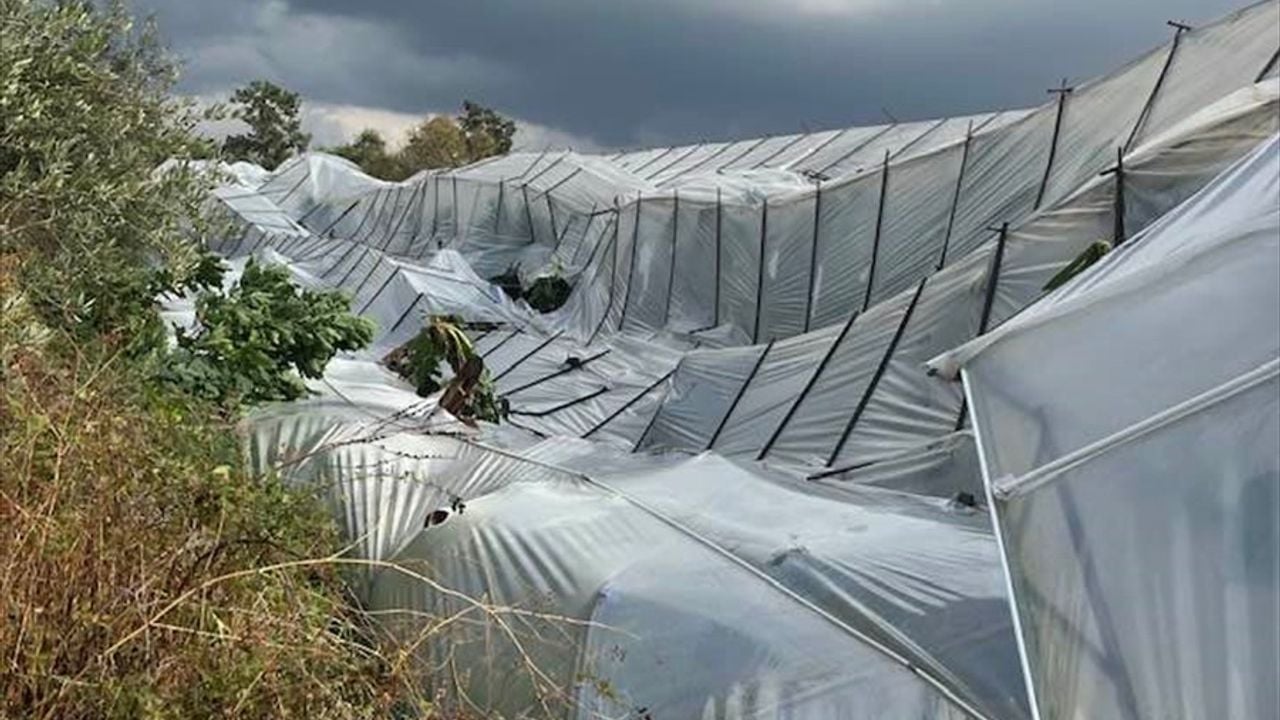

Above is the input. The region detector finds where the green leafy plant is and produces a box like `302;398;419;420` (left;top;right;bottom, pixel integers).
526;273;572;313
385;315;507;423
222;80;310;169
1043;239;1111;292
163;259;375;406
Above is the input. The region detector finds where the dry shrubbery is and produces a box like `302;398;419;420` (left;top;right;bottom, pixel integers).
0;2;482;716
0;336;426;718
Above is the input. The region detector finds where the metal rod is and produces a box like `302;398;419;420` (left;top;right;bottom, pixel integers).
1124;23;1188;153
451;174;459;243
752;200;769;343
887;117;947;161
717;136;771;172
321;241;362;280
353;260;394;311
318;199;360;238
491;331;564;382
936;121;975;270
803;181;823;332
827;277;928;466
618;193;643;332
644;143;703;180
386;294;424;336
546;191;558;242
565;202;598;265
493;179;505;236
751;131;810;169
813;123;897;178
382;182;422;251
430;175;439;243
713;188;723;327
480;328;522;359
500;349;611;397
1112;147;1127;248
346;191;379;242
758;309;858;461
707;339;775;451
663;191;679;327
510;387;610;417
512;147;549;181
628;145;678;174
666;141;733;181
977;223;1009;337
521;184;537;245
524;152;565;186
1034;81;1074;210
582;368;677;439
1256;46;1280;83
332;246;372;287
788;126;850;172
863;149;891;312
272;170;309;206
587;204;623;346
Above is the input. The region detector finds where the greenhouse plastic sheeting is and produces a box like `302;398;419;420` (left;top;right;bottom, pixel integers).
165;4;1280;717
944;134;1280;720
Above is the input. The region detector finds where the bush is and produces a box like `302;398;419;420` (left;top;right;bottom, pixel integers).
526;274;572;313
0;339;420;719
1;0;217;349
385;316;507;424
162;259;375;406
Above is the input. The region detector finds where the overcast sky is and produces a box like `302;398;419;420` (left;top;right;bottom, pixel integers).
141;0;1250;152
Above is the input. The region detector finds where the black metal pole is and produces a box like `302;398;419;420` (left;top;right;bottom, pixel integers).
757;308;858;461
663;191;679;327
752;200;769;343
1035;81;1074;210
493;179;505;236
827;276;928;467
936;121;975;270
803;181;823;332
1112;147;1127;247
863;149;891;312
1124;22;1190;153
491;331;563;382
713;188;723;328
977;223;1009;337
521;183;537;245
582;367;677;439
707;339;774;451
618;193;643;332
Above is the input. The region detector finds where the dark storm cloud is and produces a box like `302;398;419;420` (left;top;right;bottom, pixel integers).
143;0;1251;149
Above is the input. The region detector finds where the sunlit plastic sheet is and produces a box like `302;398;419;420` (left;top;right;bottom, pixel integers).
290;429;1030;720
948;133;1280;720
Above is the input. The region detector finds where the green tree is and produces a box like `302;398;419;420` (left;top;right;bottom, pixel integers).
460;99;516;159
222;80;310;169
390;101;516;178
164;259;375;406
1;0;214;348
399;115;470;173
330;128;405;179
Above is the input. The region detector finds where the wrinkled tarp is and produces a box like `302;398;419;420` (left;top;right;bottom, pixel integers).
166;4;1280;717
942;133;1280;720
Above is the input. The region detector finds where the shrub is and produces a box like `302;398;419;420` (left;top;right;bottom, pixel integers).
526;273;572;313
0;339;420;719
385;315;507;424
163;258;376;406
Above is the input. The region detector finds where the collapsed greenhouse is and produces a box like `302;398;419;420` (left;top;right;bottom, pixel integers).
177;2;1280;717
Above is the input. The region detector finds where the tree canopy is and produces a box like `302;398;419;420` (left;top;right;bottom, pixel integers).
328;101;517;180
222;80;310;169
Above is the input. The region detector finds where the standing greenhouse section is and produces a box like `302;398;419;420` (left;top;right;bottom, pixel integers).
180;2;1280;717
935;134;1280;720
